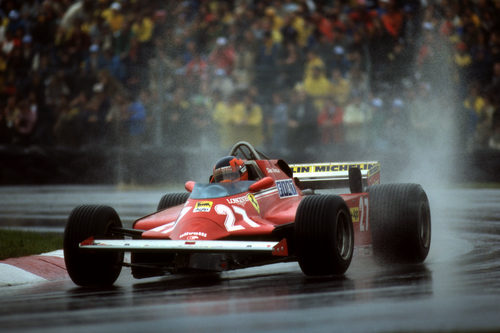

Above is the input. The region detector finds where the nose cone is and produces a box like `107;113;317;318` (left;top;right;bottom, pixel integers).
169;217;229;240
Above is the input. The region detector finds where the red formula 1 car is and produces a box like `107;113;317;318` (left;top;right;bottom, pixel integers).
63;142;431;287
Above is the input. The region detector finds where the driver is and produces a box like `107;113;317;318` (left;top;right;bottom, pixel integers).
212;156;248;183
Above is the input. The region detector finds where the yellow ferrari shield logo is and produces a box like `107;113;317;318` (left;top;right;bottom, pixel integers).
247;194;260;214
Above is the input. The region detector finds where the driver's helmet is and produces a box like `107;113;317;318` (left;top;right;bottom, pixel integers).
212;156;248;183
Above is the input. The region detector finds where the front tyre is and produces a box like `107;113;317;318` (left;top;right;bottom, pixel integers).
157;192;190;211
295;195;354;276
64;205;124;287
367;183;431;263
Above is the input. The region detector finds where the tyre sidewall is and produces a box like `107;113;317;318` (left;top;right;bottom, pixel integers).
295;195;354;276
64;205;123;287
368;184;431;263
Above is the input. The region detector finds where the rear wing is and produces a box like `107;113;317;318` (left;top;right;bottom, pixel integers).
289;161;380;191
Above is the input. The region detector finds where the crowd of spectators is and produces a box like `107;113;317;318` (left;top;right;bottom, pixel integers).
0;0;499;156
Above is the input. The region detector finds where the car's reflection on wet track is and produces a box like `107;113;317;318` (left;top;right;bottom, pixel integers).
0;186;499;332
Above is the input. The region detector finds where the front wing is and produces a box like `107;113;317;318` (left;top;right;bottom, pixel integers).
80;238;289;256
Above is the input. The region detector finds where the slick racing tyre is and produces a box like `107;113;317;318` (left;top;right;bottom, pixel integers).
367;183;431;263
64;205;124;287
295;195;354;276
157;192;190;211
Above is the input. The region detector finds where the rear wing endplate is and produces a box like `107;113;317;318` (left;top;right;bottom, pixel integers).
290;161;380;191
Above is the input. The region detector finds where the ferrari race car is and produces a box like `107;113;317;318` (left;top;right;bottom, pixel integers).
64;141;431;287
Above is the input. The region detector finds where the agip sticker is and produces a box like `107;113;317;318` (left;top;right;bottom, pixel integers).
193;201;213;212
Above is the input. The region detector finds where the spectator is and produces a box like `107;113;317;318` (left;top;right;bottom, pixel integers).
318;96;344;144
209;37;236;76
13;94;37;145
111;18;133;81
280;12;298;46
288;85;318;150
44;70;71;113
212;90;232;149
330;68;350;107
232;32;257;91
380;0;404;41
190;94;213;147
269;91;288;152
346;66;369;100
385;98;409;149
278;42;303;89
62;20;91;67
329;45;351;76
210;69;235;99
81;83;109;145
105;93;127;145
303;48;325;79
132;10;154;58
84;44;108;75
462;82;486;147
385;41;410;84
231;92;264;148
165;87;191;147
454;41;472;83
53;94;85;147
303;65;331;111
125;91;147;146
1;96;19;143
102;2;125;34
368;96;386;149
185;50;208;90
1;31;15;56
471;91;496;148
6;10;26;36
343;93;371;147
255;30;280;100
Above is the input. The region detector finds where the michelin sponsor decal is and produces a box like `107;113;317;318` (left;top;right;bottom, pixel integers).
291;163;378;174
193;201;213;213
276;179;298;198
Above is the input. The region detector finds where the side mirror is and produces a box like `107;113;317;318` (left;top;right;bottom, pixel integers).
185;181;195;192
249;176;274;192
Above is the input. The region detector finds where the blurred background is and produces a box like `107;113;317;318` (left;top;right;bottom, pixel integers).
0;0;499;185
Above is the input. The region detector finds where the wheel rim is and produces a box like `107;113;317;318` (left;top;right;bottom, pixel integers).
336;210;353;260
419;203;431;248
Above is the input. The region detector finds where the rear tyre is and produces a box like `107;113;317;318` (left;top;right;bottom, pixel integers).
295;195;354;276
367;183;431;263
157;192;190;211
64;205;123;287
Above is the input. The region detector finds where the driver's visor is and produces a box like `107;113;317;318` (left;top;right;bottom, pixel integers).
213;166;240;182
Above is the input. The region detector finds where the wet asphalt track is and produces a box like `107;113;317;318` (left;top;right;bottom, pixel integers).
0;185;499;333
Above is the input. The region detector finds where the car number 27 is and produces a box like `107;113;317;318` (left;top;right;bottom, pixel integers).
359;197;369;231
215;204;260;232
